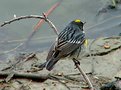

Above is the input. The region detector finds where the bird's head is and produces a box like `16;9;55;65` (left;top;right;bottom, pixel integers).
71;19;85;30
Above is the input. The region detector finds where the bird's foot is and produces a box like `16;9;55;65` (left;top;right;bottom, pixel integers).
73;58;80;65
72;58;80;69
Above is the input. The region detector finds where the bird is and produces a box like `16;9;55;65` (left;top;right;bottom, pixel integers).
39;19;86;71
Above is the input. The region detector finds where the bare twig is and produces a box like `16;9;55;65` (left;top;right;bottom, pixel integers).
42;13;59;35
0;15;59;35
24;13;59;47
22;53;38;62
0;71;49;82
0;15;44;27
0;15;58;54
0;71;78;88
72;58;94;90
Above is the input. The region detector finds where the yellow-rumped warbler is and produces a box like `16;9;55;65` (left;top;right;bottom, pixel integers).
39;19;86;71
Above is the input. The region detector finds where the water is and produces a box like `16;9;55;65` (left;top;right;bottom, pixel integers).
0;0;121;58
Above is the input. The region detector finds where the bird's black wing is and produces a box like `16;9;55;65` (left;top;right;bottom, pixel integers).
45;25;85;71
56;26;85;57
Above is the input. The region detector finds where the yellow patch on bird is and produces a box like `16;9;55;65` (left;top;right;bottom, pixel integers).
75;19;81;23
84;39;88;47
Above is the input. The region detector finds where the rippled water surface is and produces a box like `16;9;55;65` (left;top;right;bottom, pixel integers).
0;0;121;57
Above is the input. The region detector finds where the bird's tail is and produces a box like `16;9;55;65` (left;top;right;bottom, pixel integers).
45;58;59;71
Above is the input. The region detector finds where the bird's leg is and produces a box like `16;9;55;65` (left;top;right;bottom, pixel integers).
72;58;80;69
72;58;94;90
73;58;80;65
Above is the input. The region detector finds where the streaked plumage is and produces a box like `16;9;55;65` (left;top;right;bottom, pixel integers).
39;19;86;71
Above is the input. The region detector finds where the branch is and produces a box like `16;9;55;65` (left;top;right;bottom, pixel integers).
23;13;59;47
0;71;50;82
72;58;94;90
42;13;59;35
0;15;58;35
0;15;59;54
0;15;44;27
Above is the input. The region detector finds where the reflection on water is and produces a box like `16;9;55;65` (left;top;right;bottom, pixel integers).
0;0;121;60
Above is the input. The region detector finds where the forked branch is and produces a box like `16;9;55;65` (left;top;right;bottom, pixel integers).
0;14;59;35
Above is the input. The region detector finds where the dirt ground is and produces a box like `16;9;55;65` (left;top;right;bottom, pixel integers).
0;36;121;90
